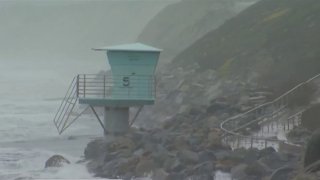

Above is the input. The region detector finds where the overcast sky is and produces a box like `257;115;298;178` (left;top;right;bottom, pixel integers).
0;0;176;99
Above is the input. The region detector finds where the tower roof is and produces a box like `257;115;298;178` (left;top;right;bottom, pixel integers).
93;43;162;52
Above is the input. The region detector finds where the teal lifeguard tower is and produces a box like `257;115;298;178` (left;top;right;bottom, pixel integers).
53;43;161;135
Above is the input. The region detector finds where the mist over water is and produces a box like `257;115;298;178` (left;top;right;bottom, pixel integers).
0;0;175;179
0;0;242;179
0;0;174;99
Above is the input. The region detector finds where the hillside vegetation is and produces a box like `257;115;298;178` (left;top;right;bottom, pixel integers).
137;0;320;128
138;0;257;65
172;0;320;90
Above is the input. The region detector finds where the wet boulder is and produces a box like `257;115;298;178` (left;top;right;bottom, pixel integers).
231;163;248;180
177;149;199;164
301;104;320;131
84;138;109;160
45;155;70;168
135;157;156;176
259;147;276;157
185;161;215;178
152;169;169;180
304;130;320;167
244;161;269;177
270;165;296;180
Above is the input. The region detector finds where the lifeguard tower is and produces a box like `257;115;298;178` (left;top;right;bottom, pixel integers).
53;43;161;135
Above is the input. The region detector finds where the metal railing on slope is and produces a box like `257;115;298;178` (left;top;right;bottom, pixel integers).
220;73;320;149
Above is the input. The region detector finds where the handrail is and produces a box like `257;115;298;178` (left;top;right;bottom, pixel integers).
53;76;77;129
53;75;80;134
57;79;78;129
220;73;320;149
77;74;156;99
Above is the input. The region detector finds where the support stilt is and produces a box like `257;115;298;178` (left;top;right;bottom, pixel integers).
90;106;108;135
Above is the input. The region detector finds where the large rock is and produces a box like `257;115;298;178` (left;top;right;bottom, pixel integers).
198;150;216;163
259;147;276;157
231;164;248;180
166;172;184;180
84;138;109;160
163;156;185;173
99;157;138;178
304;130;320;167
185;161;215;179
222;148;259;164
207;130;222;147
301;104;320;131
259;152;290;170
270;166;296;180
206;116;219;128
287;126;312;145
305;159;320;173
244;161;269;177
45;155;70;168
293;173;318;180
135;158;156;176
177;149;199;164
152;169;169;180
107;136;136;152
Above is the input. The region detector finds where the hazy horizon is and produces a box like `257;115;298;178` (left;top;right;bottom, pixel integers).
0;0;176;99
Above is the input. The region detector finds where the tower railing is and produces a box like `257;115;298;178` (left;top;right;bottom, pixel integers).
77;74;156;99
220;73;320;150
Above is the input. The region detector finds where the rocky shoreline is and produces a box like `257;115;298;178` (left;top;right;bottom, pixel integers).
80;77;320;180
83;111;305;180
84;133;302;179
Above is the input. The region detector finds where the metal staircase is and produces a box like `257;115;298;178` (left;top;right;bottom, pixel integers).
53;76;89;134
220;73;320;150
53;74;150;135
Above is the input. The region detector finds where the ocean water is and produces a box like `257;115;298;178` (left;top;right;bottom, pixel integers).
0;99;104;180
0;99;232;180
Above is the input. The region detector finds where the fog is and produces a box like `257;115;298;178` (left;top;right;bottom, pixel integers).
2;0;319;180
0;0;175;99
0;1;179;179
